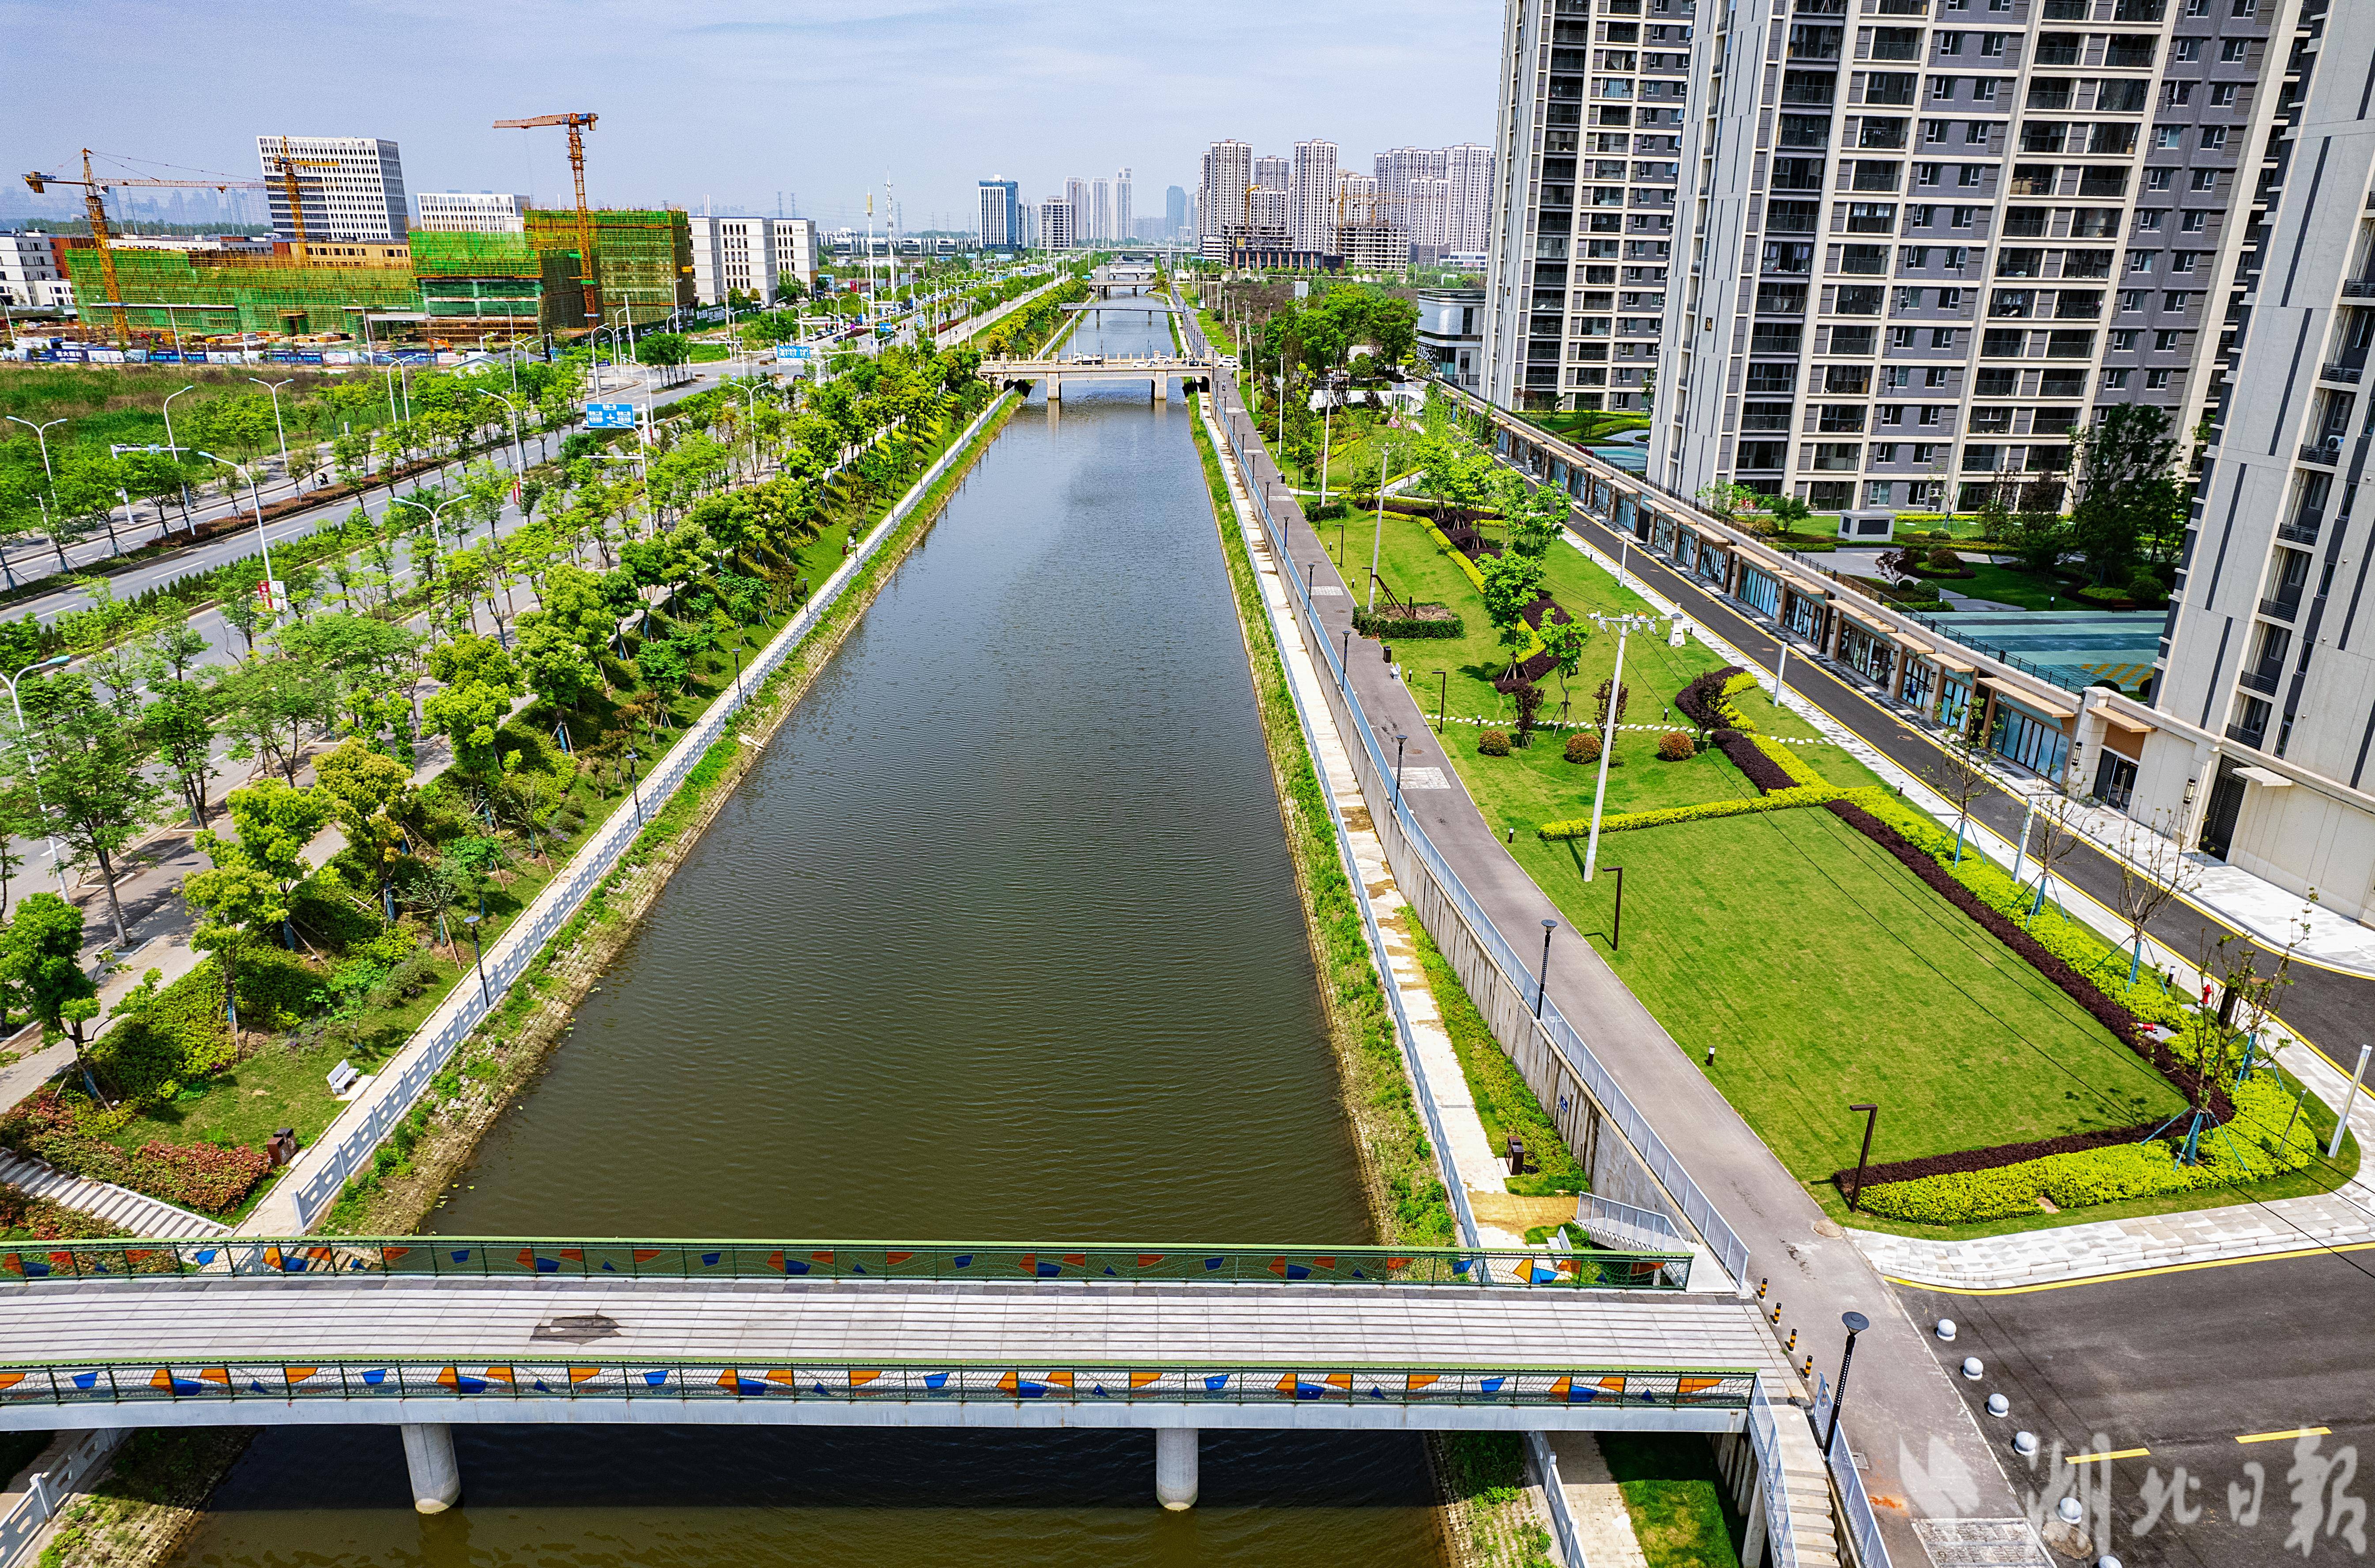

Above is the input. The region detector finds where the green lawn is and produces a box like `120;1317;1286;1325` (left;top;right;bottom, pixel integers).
1511;808;2183;1182
1949;560;2078;611
1600;1434;1746;1568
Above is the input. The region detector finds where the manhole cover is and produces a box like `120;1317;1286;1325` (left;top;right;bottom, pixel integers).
531;1314;622;1345
1911;1518;2052;1566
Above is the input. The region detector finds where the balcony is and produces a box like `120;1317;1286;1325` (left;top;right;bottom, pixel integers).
2278;510;2322;545
2320;363;2364;384
2225;721;2269;749
2299;440;2344;465
2258;587;2304;621
2238;666;2283;697
2342;278;2375;299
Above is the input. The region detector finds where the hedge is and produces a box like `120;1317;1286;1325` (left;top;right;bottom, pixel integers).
1539;782;1889;839
1351;605;1465;639
0;1091;271;1215
1855;1074;2315;1224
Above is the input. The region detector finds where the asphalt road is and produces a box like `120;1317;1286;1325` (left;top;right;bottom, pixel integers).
1898;1252;2375;1568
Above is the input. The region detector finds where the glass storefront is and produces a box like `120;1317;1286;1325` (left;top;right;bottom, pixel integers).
1841;620;1894;687
1902;658;1936;713
1785;591;1822;641
1938;673;1974;729
2093;751;2139;812
1988;697;2071;781
1739;567;1781;617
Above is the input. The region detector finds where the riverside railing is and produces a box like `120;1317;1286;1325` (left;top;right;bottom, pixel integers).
0;1359;1762;1416
0;1237;1692;1289
277;395;1012;1231
1210;378;1753;1289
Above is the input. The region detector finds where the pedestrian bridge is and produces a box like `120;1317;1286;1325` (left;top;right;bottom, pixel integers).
0;1237;1792;1511
979;354;1217;400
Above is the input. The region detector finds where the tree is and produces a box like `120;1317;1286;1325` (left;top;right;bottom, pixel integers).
198;777;333;891
1767;495;1813;536
0;893;98;1070
423;633;525;777
316;738;413;925
2068;403;2181;587
180;862;284;1036
2110;813;2200;987
1479;549;1545;680
10;671;162;945
1538;618;1588;714
636;333;692;368
1920;733;1990;865
516;618;602;713
1592;676;1630;729
141;675;221;827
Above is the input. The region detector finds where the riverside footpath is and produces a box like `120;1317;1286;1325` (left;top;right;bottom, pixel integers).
1184;322;2024;1565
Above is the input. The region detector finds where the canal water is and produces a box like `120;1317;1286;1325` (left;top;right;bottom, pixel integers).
177;308;1449;1565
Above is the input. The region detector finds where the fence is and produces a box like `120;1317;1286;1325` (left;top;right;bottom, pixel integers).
1749;1376;1807;1568
1811;1372;1895;1568
0;1236;1690;1290
1210;380;1752;1289
280;395;1011;1229
0;1430;122;1568
0;1360;1761;1417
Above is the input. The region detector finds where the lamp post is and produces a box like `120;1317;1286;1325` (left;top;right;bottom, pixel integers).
160;384;196;525
1536;918;1558;1018
1845;1102;1881;1212
1431;669;1448;734
463;913;491;1008
1824;1312;1871;1459
4;416;62;484
193;451;278;612
1393;730;1410;806
1582;612;1660;884
3;654;78;897
386;492;464;547
247;377;294;478
625;749;644;827
486;391;528;490
1370;443;1389;611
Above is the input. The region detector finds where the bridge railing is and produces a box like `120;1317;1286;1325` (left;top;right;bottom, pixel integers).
0;1237;1692;1290
0;1359;1759;1413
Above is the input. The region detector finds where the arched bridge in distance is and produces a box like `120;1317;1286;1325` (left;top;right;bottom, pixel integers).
0;1236;1794;1515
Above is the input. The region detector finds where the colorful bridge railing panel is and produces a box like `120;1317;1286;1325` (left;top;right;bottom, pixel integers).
0;1238;1691;1291
0;1360;1757;1411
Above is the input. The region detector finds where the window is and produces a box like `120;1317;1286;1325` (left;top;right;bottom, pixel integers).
2121;289;2149;312
2146;367;2173;389
1818;404;1867;431
1982;327;2026;355
2135;209;2166;231
2190;169;2218;192
1879;403;1907;425
1825;364;1874;393
1811;442;1864;470
1962;443;2001;470
2171;251;2198;273
1991;288;2036;316
1979;33;2004;56
1940;286;1964;308
2210;83;2237;107
1935;31;1965;56
1931;75;1957;100
1951;205;1976;229
2154;328;2181;350
2154;125;2183;149
2110;328;2139;350
1886;365;1912;389
1892;324;1919;347
1973;78;1998;102
1965;121;1990;145
2128;250;2157;273
1866;480;1897;507
1855;161;1905;192
2201;126;2228;150
2101;366;2131;389
1974;367;2017;395
1860;117;1911;148
2163;81;2195;107
1958;164;1984;187
1846;201;1897;231
2172;38;2200;62
1924;119;1949;143
1917;162;1942;186
2220;38;2248;62
2180;211;2206;233
1908;202;1938;226
1830;324;1879;353
1920;404;1943;425
1932;326;1959;348
1927;365;1952;387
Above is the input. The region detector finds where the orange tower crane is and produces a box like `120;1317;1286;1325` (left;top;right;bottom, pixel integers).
266;137;342;249
492;113;601;323
23;154;274;346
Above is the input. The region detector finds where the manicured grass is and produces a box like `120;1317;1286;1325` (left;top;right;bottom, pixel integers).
1509;808;2184;1183
1950;560;2079;611
1600;1434;1746;1568
1408;914;1584;1196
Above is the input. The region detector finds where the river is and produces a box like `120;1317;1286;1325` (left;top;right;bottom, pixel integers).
173;305;1449;1566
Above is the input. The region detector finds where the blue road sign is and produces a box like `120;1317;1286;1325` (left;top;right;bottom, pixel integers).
774;345;811;361
584;402;638;429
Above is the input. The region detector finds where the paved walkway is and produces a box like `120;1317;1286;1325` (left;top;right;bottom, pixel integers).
1190;348;2021;1559
1546;1435;1649;1568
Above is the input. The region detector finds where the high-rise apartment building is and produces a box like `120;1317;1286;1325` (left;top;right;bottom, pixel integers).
1407;176;1454;252
254;135;408;241
1039;196;1076;252
1643;0;2287;538
688;216;818;305
1444;143;1498;257
1376;146;1450;229
414;192;527;233
977;179;1020;251
1255;155;1290;193
1065;177;1090;237
1290;140;1340;253
1116;169;1133;244
1249;188;1292;244
1200;141;1254;244
1166;184;1189;237
1092;179;1112;243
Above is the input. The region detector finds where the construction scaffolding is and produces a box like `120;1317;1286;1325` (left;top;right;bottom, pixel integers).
61;246;421;338
523;207;693;327
408;231;586;334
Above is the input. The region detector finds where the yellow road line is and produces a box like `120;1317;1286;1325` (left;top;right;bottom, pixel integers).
1883;1239;2375;1294
2238;1427;2330;1444
2067;1448;2150;1463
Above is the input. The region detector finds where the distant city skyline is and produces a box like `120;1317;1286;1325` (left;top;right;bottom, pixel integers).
5;0;1493;235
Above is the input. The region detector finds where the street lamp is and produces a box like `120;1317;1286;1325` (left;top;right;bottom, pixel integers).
193;451;279;612
1393;730;1410;806
625;749;644;826
484;391;529;499
1536;918;1558;1019
3;654;78;897
463;913;490;1009
247;377;295;478
1581;612;1660;884
1431;670;1448;735
1844;1103;1881;1213
4;417;62;483
1824;1312;1871;1459
386;491;466;545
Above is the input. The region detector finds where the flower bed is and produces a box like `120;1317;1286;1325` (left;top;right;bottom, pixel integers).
1350;604;1465;639
0;1091;272;1216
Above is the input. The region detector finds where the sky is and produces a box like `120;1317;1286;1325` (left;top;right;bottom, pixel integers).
4;0;1498;231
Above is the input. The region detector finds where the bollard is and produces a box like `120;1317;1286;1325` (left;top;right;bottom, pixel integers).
2013;1431;2040;1457
1961;1357;1984;1379
1935;1318;1957;1342
1986;1393;2010;1417
1506;1136;1526;1177
1769;1301;1783;1326
1785;1327;1798;1354
1756;1277;1768;1300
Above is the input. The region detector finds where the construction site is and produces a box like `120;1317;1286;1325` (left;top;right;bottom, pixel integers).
26;116;696;349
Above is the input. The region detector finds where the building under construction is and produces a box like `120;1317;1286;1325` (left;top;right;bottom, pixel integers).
523;207;693;327
60;244;420;338
408;231;585;335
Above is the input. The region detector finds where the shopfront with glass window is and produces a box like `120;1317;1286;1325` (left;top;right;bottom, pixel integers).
1739;564;1780;617
1784;587;1823;641
1985;686;2073;782
1840;617;1894;688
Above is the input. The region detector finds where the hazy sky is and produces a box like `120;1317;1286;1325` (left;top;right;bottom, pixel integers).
6;0;1498;230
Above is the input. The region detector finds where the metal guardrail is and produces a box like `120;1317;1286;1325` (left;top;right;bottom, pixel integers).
1749;1376;1807;1568
0;1359;1762;1415
1205;361;1752;1290
1576;1194;1685;1255
283;397;1012;1230
1812;1372;1894;1568
0;1236;1691;1290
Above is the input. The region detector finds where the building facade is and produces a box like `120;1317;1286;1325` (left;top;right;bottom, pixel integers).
414;193;528;233
1039;197;1076;252
1166;184;1189;237
1200;141;1254;244
1290;140;1340;253
1418;288;1489;388
1647;0;2284;538
254;135;408;242
1116;169;1133;243
978;179;1020;251
0;233;76;311
687;216;817;305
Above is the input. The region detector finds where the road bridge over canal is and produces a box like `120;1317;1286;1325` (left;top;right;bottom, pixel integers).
979;353;1216;402
0;1236;1820;1553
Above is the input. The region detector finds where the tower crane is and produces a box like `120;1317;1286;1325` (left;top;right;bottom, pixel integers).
266;136;343;249
492;113;600;322
23;152;273;346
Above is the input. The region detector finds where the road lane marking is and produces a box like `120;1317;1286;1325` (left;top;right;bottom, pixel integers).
1882;1239;2375;1294
2066;1448;2150;1463
2238;1427;2330;1444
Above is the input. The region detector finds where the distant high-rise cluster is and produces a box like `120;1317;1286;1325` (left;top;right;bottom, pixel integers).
1021;168;1136;251
1197;136;1491;271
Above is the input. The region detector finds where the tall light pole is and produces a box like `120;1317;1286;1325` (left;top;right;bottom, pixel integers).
387;492;466;546
1844;1103;1880;1212
248;376;294;477
485;391;528;488
1535;918;1558;1019
4;654;78;897
194;451;278;612
1369;442;1389;610
4;417;62;484
1824;1312;1871;1459
1582;612;1659;883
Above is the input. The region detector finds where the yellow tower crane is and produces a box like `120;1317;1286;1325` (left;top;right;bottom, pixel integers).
22;154;272;346
492;113;601;323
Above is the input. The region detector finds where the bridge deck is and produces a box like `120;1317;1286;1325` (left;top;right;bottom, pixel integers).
0;1278;1792;1432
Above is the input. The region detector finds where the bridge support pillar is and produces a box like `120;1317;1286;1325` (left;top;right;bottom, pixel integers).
401;1422;461;1515
1152;374;1165;404
1154;1426;1198;1510
1046;373;1062;402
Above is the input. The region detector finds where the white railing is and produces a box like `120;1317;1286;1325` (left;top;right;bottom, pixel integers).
282;395;1013;1230
0;1430;123;1568
1528;1430;1589;1568
1212;388;1752;1288
1811;1372;1895;1568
